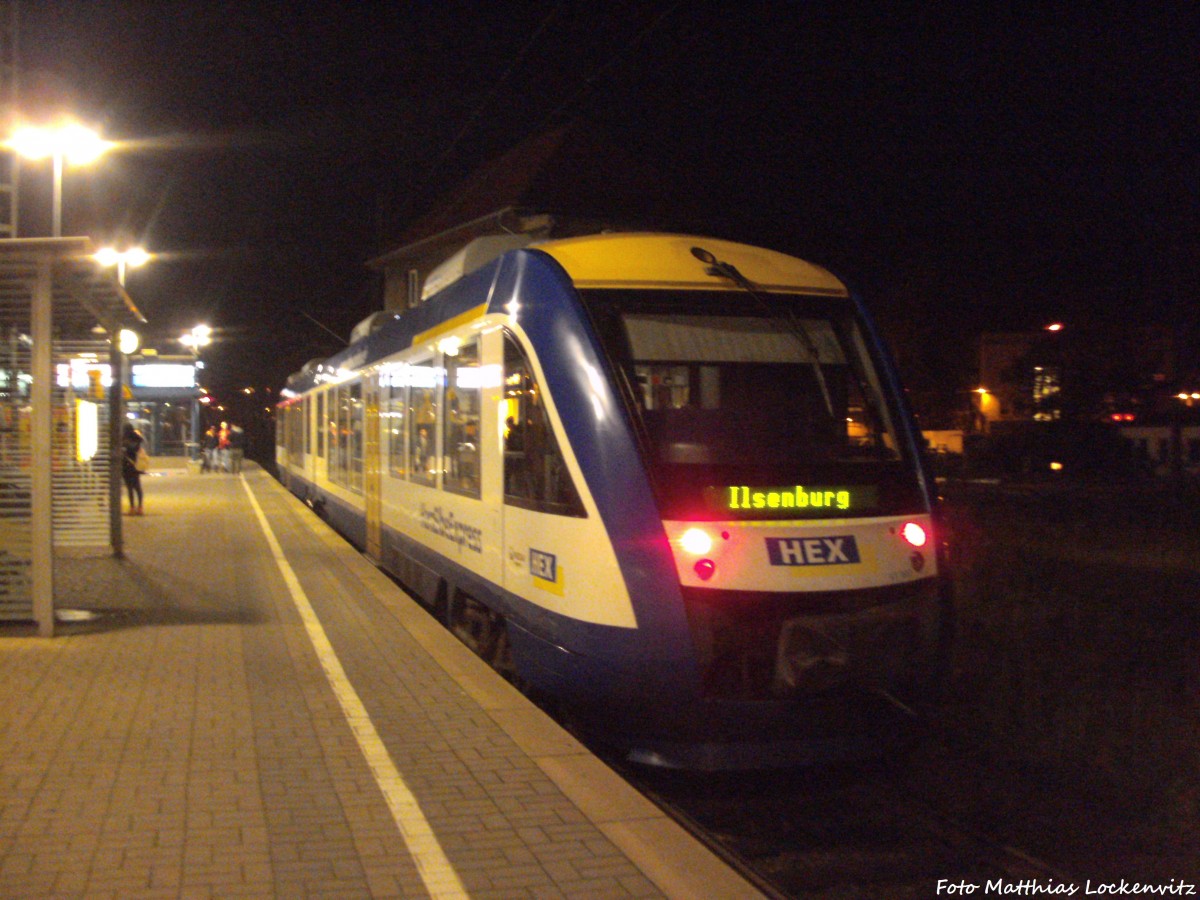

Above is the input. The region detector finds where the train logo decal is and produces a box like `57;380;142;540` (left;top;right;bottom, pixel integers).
530;548;564;595
765;536;861;566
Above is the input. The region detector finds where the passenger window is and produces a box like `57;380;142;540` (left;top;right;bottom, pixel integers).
385;364;407;479
316;393;325;458
502;332;585;517
330;381;363;493
408;358;438;486
443;341;481;498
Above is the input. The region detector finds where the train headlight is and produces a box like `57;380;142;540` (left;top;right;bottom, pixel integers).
679;527;714;556
900;521;928;548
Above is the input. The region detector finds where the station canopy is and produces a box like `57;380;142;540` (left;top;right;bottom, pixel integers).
0;237;145;337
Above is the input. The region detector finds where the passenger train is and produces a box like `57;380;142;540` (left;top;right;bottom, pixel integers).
276;232;952;769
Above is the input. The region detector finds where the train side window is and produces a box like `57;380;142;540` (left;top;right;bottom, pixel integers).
443;340;481;498
331;385;347;486
348;380;364;492
316;392;325;458
329;381;364;493
502;332;585;517
408;357;438;486
303;396;310;455
386;365;407;478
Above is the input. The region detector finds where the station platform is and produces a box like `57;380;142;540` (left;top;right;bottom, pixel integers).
0;463;763;899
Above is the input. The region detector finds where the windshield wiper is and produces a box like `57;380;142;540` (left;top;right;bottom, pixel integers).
690;246;835;418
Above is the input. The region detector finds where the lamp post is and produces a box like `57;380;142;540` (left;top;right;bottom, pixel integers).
94;246;150;286
7;122;111;237
179;324;212;355
180;325;213;463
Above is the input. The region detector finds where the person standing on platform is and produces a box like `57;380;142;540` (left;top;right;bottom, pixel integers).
229;423;245;474
201;426;218;472
218;421;231;472
121;423;146;515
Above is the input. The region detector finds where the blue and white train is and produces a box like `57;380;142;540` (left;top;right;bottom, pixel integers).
276;233;952;769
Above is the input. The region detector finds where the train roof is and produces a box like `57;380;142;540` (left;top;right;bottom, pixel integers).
535;233;849;296
283;233;851;395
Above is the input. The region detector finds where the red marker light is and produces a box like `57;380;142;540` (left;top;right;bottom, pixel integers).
900;521;928;548
694;559;716;581
680;527;713;555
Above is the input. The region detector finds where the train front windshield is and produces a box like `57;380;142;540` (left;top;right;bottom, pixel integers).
582;290;926;520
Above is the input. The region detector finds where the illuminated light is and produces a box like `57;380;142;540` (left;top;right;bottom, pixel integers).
180;324;212;352
94;246;150;276
1049;461;1064;471
711;484;875;514
679;527;713;555
900;521;928;548
437;336;462;356
8;122;110;164
694;559;716;581
75;400;98;462
118;329;140;355
131;364;196;389
1045;322;1064;332
57;359;112;390
974;387;989;394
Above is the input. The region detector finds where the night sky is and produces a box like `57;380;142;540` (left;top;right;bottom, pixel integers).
15;1;1199;413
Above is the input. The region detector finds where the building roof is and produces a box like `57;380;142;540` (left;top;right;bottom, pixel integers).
372;121;705;269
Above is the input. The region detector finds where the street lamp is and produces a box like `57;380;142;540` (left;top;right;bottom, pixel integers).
7;121;111;237
179;324;212;355
94;246;150;286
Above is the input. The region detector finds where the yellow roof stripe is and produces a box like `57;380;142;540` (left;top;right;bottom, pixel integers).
412;303;488;348
536;233;849;296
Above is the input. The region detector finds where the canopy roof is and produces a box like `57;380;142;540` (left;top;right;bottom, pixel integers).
0;238;146;337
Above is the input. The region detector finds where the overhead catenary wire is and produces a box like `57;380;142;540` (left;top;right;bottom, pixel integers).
415;5;563;197
416;2;685;197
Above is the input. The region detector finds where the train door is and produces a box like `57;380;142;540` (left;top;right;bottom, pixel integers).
364;374;383;561
313;390;328;485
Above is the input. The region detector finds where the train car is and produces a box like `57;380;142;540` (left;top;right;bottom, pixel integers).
276;233;952;769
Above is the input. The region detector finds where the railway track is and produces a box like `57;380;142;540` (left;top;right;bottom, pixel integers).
605;733;1077;899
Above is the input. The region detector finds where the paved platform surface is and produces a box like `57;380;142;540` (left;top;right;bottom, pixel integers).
0;463;763;899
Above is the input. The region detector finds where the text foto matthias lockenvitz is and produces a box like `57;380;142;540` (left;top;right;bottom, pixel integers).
937;879;1197;896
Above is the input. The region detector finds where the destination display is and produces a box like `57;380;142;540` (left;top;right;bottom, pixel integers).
704;484;880;517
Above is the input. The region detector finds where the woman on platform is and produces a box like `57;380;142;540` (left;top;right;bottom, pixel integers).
122;423;146;515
